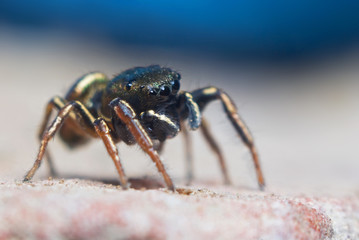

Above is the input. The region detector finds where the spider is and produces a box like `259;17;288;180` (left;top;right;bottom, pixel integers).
24;65;265;191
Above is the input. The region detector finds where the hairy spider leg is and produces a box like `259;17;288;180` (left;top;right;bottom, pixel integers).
110;98;175;191
24;101;129;188
191;87;265;190
180;121;194;185
177;92;202;184
200;117;231;185
182;92;201;130
37;96;68;177
36;73;109;176
94;119;128;188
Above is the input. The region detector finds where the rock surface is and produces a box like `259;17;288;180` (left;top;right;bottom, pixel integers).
0;179;358;240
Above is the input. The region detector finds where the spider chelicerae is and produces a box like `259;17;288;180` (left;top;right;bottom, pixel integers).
24;65;265;191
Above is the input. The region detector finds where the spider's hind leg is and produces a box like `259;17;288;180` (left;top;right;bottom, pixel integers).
191;87;265;190
24;101;96;181
200;117;231;185
25;100;130;188
180;121;194;185
37;96;68;177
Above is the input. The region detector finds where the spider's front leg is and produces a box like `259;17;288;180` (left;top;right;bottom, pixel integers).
191;87;265;190
110;98;175;191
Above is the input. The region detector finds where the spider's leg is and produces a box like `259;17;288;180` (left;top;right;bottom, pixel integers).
93;118;128;188
24;101;96;181
177;91;202;183
181;92;201;130
191;87;265;190
24;101;129;188
38;96;68;177
180;121;194;185
25;102;81;181
200;117;231;185
110;98;175;191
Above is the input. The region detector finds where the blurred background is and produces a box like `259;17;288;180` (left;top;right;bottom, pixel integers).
1;1;359;194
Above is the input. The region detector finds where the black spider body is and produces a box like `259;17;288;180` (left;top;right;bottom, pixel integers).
24;65;265;191
99;65;185;143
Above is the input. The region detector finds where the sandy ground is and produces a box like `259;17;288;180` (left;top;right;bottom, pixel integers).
1;29;359;239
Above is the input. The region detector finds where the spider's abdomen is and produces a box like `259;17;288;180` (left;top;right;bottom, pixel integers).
58;72;110;147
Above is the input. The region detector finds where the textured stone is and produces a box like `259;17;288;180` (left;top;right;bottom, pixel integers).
0;179;357;240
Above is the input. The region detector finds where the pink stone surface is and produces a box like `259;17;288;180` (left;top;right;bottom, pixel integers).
0;179;358;240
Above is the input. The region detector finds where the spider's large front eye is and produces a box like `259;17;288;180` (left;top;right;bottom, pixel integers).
160;86;171;96
171;80;180;91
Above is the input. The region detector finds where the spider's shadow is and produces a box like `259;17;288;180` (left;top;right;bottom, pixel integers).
60;174;165;190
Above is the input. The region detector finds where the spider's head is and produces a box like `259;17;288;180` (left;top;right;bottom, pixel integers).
106;65;181;112
143;68;181;100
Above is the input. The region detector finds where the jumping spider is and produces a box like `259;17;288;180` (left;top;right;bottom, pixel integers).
24;65;265;191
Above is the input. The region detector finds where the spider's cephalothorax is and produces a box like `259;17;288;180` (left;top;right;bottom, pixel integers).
24;65;265;191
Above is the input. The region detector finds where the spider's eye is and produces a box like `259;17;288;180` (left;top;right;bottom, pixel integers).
171;80;180;91
160;86;171;96
149;88;157;95
126;83;132;90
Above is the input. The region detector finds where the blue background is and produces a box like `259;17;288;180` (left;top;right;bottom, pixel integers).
1;1;359;61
